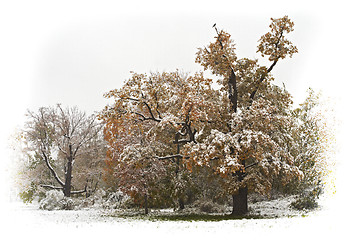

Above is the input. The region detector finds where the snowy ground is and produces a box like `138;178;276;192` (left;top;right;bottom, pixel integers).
1;195;343;240
247;195;303;218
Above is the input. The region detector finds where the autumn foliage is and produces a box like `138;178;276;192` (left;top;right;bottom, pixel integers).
98;16;314;215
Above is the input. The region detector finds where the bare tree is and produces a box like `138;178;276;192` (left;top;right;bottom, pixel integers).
24;105;104;197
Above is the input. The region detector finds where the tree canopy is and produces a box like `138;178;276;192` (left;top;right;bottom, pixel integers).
100;16;305;215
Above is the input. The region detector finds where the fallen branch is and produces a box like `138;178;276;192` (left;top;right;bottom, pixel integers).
40;185;64;190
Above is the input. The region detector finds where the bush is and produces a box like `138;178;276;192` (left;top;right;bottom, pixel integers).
39;190;64;210
39;190;80;210
60;197;74;210
84;189;106;207
19;183;46;203
102;190;132;209
290;190;319;210
194;199;225;213
19;188;35;203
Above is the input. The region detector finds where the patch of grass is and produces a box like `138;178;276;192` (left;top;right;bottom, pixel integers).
149;214;271;222
110;212;276;222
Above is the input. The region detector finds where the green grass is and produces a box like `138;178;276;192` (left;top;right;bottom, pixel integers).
149;213;272;222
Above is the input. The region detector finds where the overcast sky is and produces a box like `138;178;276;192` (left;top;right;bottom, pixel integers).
1;0;347;207
1;0;346;116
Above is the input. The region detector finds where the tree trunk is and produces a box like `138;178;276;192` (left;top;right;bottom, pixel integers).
64;144;73;197
228;70;238;113
178;197;185;210
64;162;72;197
144;193;149;214
232;186;248;216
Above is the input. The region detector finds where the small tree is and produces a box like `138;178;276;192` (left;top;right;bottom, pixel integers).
21;105;104;198
101;71;218;209
286;89;333;208
116;144;167;214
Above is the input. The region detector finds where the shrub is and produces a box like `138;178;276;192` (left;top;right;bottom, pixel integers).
290;189;319;210
60;197;74;210
102;190;132;209
194;199;225;213
19;188;35;204
39;190;64;210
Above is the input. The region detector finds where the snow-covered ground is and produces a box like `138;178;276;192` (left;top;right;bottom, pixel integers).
248;195;303;218
1;195;343;240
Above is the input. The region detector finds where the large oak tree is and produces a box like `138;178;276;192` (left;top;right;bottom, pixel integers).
101;16;303;215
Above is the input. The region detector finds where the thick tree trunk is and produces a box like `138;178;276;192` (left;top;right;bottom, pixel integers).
232;186;248;216
64;163;72;197
64;144;73;197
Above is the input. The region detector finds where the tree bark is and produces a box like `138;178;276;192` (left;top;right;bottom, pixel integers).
64;144;73;197
232;186;248;215
226;62;248;215
228;70;238;113
144;193;149;214
178;197;185;210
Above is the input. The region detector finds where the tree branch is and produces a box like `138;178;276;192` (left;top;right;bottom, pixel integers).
56;143;69;157
142;101;161;122
122;97;161;122
132;111;160;122
173;139;191;145
248;59;278;107
249;27;284;104
245;162;258;169
212;26;238;113
156;154;183;160
153;92;162;119
40;185;64;190
41;150;65;187
73;117;103;158
70;188;87;195
213;25;224;49
266;59;278;73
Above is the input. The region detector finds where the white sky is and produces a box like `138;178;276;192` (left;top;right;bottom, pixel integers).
1;0;346;116
1;0;347;224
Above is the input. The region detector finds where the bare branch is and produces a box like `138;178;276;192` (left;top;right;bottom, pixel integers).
72;117;103;158
142;101;161;122
245;162;258;169
40;185;64;190
249;59;278;103
71;183;88;195
213;25;224;50
121;97;161;122
132;111;159;122
173;139;191;145
156;154;183;160
71;189;86;195
41;150;65;187
56;143;69;157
